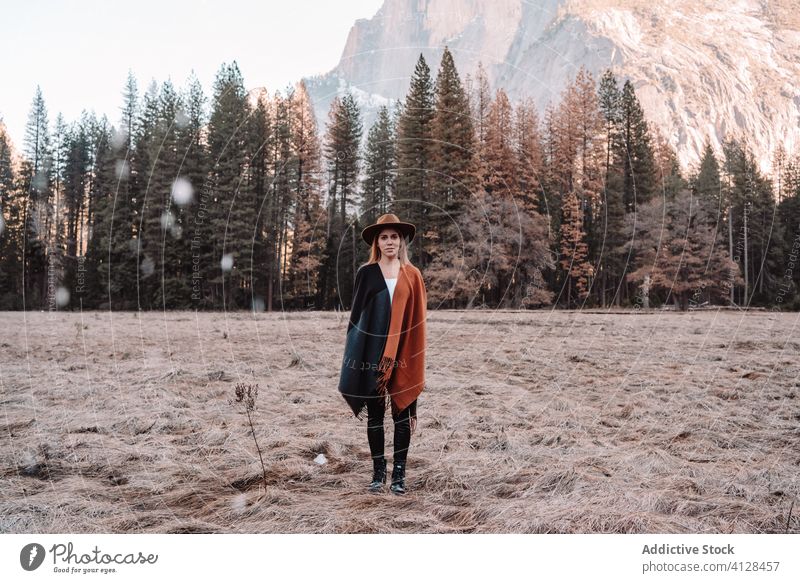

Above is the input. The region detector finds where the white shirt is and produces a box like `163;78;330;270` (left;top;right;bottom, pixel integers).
385;277;397;303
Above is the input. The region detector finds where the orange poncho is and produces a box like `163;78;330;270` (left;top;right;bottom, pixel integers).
375;263;428;418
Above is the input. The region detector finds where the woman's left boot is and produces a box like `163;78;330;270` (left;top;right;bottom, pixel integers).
368;457;387;492
390;461;406;495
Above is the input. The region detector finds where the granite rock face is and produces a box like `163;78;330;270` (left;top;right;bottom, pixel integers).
305;0;800;172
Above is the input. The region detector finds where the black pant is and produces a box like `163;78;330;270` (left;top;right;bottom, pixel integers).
366;396;411;464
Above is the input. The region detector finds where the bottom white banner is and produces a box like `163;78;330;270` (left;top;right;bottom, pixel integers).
2;534;797;582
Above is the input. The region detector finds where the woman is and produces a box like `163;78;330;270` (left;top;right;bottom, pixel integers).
337;213;428;495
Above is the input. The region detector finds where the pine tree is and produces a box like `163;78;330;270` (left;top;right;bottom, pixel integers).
395;53;434;266
715;138;782;306
775;161;800;309
288;81;325;309
547;80;579;199
559;188;592;307
132;80;163;309
722;138;761;305
540;103;561;239
324;92;362;222
248;89;273;310
81;120;117;308
598;70;621;187
95;71;140;309
207;62;253;309
597;69;626;307
15;160;47;308
742;154;780;304
0;123;23;308
514;97;545;215
22;87;53;308
546;73;597;307
94;123;137;309
430;46;474;234
51;113;69;260
484;89;516;199
270;90;299;310
426;51;480;304
693;140;723;221
572;68;604;303
121;70;138;153
60;115;93;305
180;71;210;309
321;91;362;308
361;105;396;226
772;143;788;204
149;79;191;309
465;61;492;188
652;131;685;198
619;80;656;212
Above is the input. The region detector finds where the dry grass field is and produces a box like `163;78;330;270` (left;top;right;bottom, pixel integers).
1;309;798;533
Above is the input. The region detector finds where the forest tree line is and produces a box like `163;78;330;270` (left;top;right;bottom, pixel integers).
1;47;799;311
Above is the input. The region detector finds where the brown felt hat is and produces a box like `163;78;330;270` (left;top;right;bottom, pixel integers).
361;213;416;245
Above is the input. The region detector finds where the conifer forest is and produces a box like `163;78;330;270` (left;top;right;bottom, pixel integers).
1;49;798;312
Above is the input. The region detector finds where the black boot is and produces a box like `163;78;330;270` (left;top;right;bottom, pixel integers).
390;461;406;495
368;457;387;492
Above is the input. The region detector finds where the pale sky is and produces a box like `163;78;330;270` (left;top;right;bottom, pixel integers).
0;0;383;149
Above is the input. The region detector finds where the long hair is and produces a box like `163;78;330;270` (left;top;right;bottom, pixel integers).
363;227;412;267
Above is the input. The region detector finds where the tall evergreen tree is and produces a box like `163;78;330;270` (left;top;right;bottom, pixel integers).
51;113;69;259
145;79;190;309
81;120;116;308
721;139;782;305
546;73;596;307
180;71;210;309
465;61;492;188
95;72;140;309
321;91;362;308
16;159;48;308
361;105;396;226
247;89;273;310
430;46;474;234
96;123;137;309
559;188;592;307
514;97;545;215
652;131;685;198
484;89;517;200
572;67;604;304
121;70;138;152
426;49;478;298
395;53;434;266
775;161;800;309
693;140;723;220
270;89;298;311
619;80;656;212
22;87;53;308
132;80;163;308
288;81;325;309
598;70;622;187
60;115;93;303
597;69;626;307
206;61;253;309
0;123;22;308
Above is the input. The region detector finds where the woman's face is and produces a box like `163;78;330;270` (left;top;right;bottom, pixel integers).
377;228;401;259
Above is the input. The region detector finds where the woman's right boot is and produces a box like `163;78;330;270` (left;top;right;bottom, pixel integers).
368;457;387;492
390;461;406;495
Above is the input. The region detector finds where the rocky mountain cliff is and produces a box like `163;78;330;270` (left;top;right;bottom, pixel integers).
304;0;800;173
